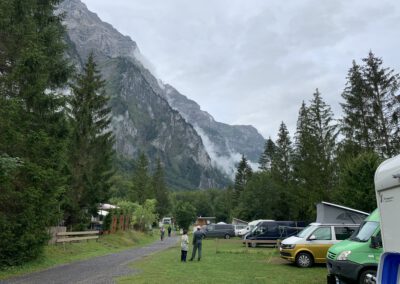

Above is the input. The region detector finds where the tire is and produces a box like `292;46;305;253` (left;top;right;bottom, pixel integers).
295;252;314;268
251;242;257;248
224;234;230;239
358;269;376;284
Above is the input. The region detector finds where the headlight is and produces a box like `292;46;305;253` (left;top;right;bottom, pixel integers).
337;250;352;261
281;244;296;249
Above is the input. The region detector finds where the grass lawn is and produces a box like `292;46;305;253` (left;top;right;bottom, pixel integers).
0;230;157;280
118;239;327;284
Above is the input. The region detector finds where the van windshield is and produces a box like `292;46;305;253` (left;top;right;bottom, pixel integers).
350;221;379;242
296;225;317;238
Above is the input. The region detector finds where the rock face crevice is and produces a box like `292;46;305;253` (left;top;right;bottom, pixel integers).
58;0;264;189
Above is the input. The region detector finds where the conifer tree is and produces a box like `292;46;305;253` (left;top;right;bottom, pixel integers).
152;158;170;217
66;53;114;229
233;155;253;206
269;122;295;219
258;137;276;171
293;91;338;219
362;51;400;157
132;153;153;204
271;122;293;184
340;61;373;153
0;0;70;266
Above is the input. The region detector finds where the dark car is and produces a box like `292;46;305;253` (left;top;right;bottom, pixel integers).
244;220;305;247
202;224;235;239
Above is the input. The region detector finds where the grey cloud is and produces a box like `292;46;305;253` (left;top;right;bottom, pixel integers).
82;0;400;139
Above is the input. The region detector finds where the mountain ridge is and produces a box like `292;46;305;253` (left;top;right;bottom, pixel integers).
59;0;264;188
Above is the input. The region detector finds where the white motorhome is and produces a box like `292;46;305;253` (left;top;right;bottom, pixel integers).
374;155;400;283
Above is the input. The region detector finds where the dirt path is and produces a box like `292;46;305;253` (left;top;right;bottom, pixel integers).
2;236;179;284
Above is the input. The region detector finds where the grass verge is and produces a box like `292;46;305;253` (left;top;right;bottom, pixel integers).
0;230;157;280
118;239;327;284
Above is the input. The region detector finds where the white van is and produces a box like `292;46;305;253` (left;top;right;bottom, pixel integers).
238;219;274;237
162;217;172;225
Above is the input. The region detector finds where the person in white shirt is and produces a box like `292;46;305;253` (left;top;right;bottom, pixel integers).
181;229;189;262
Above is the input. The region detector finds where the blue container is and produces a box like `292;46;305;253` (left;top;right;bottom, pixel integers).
378;252;400;284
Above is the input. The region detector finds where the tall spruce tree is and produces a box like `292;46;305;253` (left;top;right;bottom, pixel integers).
132;153;153;204
362;51;400;157
0;0;70;266
66;53;114;229
341;60;373;154
293;101;314;218
293;91;338;219
259;137;276;171
233;155;253;206
270;122;295;219
152;158;170;217
271;122;293;184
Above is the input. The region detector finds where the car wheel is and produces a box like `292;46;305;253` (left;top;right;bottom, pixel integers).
358;269;376;284
224;234;230;239
251;242;257;248
295;252;313;268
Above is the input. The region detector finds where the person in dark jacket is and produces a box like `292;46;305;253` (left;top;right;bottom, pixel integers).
167;225;172;237
189;226;205;261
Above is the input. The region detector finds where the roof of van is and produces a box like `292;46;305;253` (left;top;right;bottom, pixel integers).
316;202;369;225
365;208;380;222
320;202;369;215
249;219;274;225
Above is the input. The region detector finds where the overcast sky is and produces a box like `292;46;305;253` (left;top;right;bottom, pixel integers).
82;0;400;139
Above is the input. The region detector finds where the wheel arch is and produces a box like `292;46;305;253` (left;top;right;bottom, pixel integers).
294;249;315;262
357;264;378;281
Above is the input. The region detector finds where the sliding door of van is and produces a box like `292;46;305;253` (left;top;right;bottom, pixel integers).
265;223;279;240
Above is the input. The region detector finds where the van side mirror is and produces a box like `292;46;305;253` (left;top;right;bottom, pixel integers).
308;235;316;241
370;236;382;249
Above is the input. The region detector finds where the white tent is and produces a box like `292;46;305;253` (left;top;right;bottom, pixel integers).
316;202;369;224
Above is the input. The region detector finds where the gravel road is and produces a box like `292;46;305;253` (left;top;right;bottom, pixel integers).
2;236;179;284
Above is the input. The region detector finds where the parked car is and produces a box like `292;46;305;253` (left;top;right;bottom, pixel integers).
280;223;359;268
202;224;235;239
326;209;382;283
234;224;247;236
238;219;274;237
244;220;305;247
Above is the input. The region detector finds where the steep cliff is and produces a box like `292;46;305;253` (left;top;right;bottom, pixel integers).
59;0;264;188
59;0;230;189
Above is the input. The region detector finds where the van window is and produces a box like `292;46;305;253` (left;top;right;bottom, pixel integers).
267;223;278;232
312;227;331;240
207;224;215;231
334;226;357;240
350;221;379;242
297;225;318;238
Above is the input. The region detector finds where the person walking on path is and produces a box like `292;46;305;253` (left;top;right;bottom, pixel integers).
189;226;205;261
181;229;189;262
160;226;165;241
167;225;172;237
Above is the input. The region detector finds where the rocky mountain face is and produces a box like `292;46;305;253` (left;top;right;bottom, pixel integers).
58;0;264;188
164;85;265;176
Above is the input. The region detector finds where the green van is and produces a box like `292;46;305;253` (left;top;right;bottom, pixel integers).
326;209;382;284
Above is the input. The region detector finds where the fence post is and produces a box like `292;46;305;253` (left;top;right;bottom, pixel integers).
215;238;218;254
